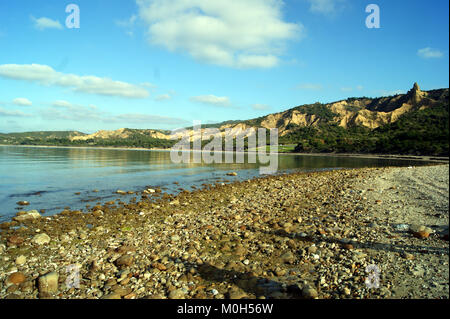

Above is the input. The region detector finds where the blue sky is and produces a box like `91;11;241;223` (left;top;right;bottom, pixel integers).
0;0;448;133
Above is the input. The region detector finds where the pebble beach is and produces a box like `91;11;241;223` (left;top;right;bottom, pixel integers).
0;164;448;299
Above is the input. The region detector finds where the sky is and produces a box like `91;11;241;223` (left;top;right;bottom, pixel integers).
0;0;448;133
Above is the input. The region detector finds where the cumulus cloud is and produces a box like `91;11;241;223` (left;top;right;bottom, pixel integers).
31;16;63;30
137;0;303;68
190;95;231;107
417;47;444;59
0;64;150;98
13;98;32;106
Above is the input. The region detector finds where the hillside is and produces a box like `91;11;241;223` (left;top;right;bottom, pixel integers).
1;83;448;155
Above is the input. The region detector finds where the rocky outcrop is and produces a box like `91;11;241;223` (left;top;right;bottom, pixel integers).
66;83;448;141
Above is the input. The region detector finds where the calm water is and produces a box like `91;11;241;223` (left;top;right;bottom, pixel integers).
0;145;428;222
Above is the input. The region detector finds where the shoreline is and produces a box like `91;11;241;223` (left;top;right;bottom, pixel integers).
0;164;448;299
1;144;448;163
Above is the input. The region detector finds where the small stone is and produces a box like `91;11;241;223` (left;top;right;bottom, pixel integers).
31;233;51;245
402;252;415;260
16;201;30;206
226;172;238;176
280;251;295;264
7;235;24;246
15;255;27;265
302;285;318;299
228;289;248;299
7;272;26;285
38;272;59;295
170;235;180;242
115;255;134;268
168;288;186;299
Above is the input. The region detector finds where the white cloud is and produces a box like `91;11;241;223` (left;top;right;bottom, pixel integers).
0;64;150;98
40;100;187;126
115;15;137;28
252;104;271;111
190;95;231;107
31;16;63;30
307;0;346;15
295;83;323;90
116;15;138;37
0;107;32;117
13;98;32;106
137;0;304;68
155;94;171;101
417;47;444;59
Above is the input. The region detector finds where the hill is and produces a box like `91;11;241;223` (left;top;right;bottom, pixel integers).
1;83;448;156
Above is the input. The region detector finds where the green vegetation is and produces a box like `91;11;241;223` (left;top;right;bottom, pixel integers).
291;103;449;156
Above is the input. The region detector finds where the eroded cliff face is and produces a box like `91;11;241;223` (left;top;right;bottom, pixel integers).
70;83;449;141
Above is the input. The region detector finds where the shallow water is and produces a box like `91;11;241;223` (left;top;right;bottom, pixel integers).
0;145;428;222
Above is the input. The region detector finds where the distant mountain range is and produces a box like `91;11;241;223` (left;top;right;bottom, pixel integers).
1;83;448;156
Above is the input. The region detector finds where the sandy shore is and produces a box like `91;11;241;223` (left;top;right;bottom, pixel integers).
0;164;448;299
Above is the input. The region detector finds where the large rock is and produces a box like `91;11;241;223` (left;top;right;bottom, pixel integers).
38;272;59;295
13;210;41;222
32;233;51;245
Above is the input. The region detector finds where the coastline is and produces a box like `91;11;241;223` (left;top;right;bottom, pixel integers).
0;164;448;299
1;144;448;163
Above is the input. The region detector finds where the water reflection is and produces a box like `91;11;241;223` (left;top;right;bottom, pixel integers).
0;145;430;222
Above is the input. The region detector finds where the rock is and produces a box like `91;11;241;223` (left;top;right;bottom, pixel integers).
280;252;295;264
308;245;318;254
413;231;430;239
226;172;238;176
394;224;409;231
38;272;59;295
168;288;186;299
228;289;248;299
170;235;180;242
410;225;433;239
302;285;318;299
116;190;127;195
7;272;26;285
401;252;414;260
7;235;24;246
13;210;41;222
16;201;30;206
15;255;27;265
343;243;353;250
32;233;51;245
152;263;167;271
115;255;134;268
